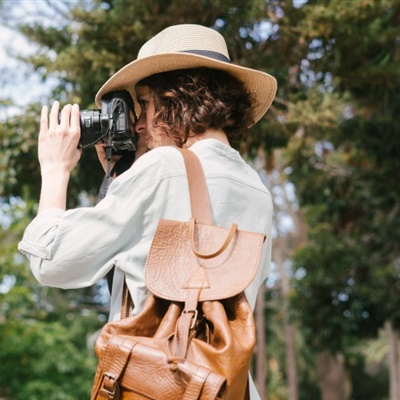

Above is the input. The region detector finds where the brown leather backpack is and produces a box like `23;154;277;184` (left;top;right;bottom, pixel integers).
91;148;266;400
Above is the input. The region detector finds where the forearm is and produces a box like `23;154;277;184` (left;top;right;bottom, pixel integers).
38;169;71;213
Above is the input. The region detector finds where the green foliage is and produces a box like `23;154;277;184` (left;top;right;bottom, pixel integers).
0;105;41;200
284;0;400;355
292;227;383;351
0;319;97;399
0;199;106;398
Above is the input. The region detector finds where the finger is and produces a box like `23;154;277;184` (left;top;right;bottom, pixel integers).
70;104;80;131
59;104;72;128
39;105;49;136
49;101;60;131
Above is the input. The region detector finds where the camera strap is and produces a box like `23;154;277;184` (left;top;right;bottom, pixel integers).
99;175;113;200
98;151;135;200
98;144;114;200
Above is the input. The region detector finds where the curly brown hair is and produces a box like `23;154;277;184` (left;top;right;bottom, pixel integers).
137;68;255;147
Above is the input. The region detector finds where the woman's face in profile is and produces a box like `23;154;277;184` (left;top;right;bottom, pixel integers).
134;85;175;155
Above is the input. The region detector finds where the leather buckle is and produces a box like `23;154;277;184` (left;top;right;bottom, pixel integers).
183;308;198;329
100;372;118;398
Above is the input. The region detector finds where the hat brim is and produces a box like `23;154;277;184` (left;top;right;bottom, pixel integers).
95;52;277;124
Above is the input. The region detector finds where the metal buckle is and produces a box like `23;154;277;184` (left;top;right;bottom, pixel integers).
101;372;117;396
183;308;198;329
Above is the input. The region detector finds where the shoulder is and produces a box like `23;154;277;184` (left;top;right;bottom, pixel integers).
103;146;189;208
135;146;183;168
115;146;186;187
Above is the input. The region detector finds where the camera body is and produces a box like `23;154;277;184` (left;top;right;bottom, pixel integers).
79;90;136;154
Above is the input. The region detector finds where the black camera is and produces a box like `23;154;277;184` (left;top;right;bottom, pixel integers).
78;90;136;154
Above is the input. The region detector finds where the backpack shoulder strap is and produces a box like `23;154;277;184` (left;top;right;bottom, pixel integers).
176;148;212;225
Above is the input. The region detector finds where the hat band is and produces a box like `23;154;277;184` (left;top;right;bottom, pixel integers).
180;50;231;63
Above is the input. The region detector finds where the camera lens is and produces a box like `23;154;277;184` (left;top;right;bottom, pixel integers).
79;110;102;147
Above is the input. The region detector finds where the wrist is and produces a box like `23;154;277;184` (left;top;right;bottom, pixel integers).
40;169;71;191
40;162;72;176
38;169;71;213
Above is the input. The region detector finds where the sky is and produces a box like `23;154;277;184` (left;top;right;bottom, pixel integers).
0;24;52;114
0;1;61;117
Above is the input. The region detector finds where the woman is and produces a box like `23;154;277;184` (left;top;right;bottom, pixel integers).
19;24;277;399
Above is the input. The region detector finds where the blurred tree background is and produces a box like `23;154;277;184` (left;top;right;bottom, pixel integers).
1;0;399;399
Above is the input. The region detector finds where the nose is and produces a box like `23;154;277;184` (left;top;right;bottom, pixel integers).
135;112;146;135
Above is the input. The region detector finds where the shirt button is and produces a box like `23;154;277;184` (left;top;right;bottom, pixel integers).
40;249;50;258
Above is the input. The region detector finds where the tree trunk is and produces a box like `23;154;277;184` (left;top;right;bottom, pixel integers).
316;351;351;400
284;321;298;400
274;236;298;400
387;321;400;400
252;148;304;400
255;284;267;400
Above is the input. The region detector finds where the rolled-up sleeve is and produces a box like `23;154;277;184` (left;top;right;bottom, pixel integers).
18;200;128;289
18;204;118;288
18;208;65;260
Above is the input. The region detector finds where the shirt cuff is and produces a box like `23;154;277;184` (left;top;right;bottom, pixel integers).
18;208;66;258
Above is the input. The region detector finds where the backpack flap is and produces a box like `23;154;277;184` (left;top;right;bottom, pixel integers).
145;217;266;302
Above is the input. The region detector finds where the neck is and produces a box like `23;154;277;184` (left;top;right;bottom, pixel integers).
184;129;231;148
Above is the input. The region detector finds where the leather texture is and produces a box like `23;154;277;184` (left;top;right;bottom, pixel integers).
145;218;265;302
91;148;266;400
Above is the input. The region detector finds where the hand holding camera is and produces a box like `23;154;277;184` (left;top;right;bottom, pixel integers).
39;102;82;176
50;90;137;176
39;91;137;201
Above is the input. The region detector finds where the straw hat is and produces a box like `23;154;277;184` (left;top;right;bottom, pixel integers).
95;24;277;124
